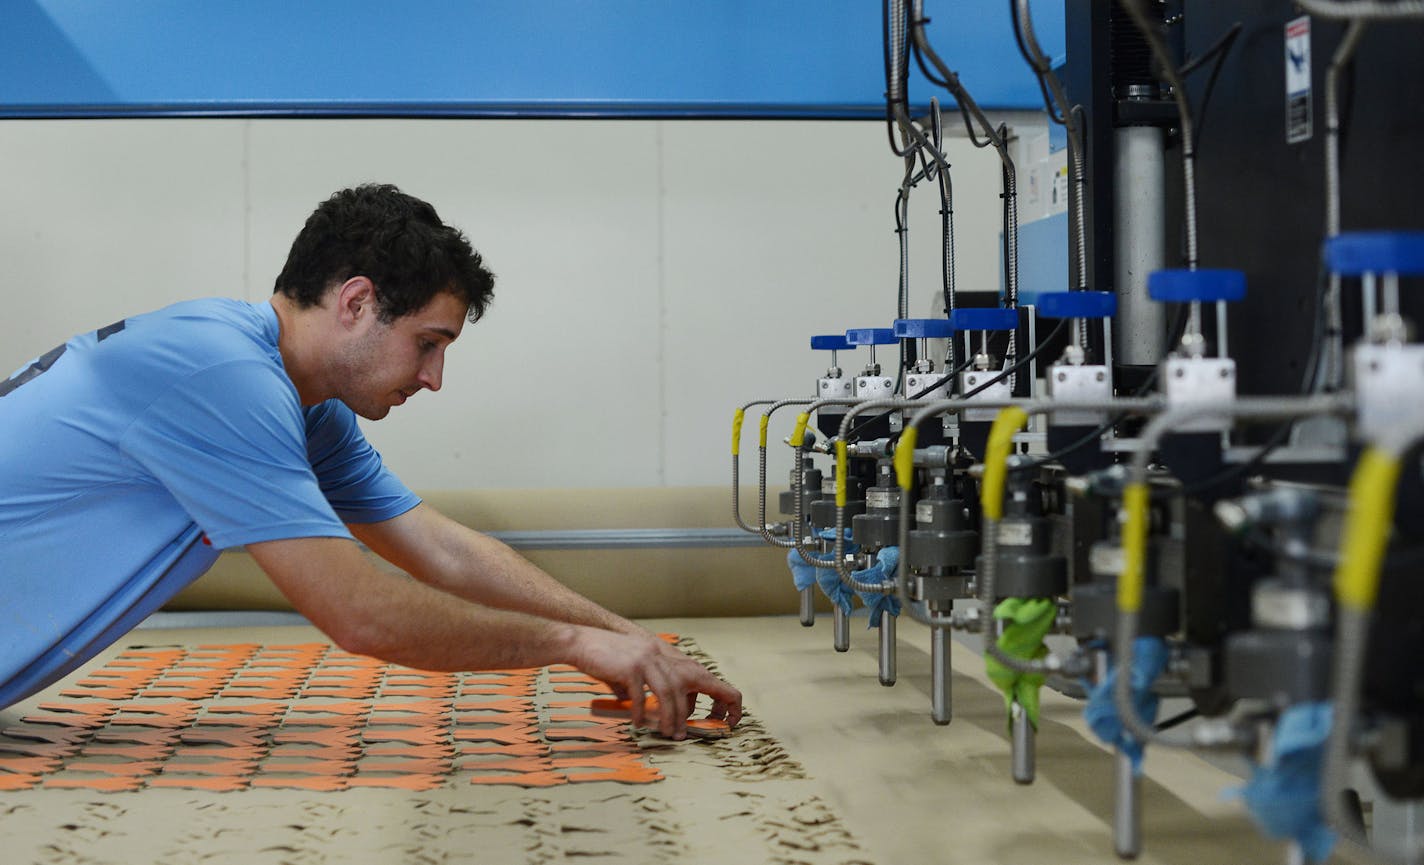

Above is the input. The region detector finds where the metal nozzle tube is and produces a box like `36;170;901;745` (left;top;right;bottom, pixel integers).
1012;702;1036;784
1114;750;1141;859
833;604;850;652
879;614;897;686
931;626;952;725
799;587;815;627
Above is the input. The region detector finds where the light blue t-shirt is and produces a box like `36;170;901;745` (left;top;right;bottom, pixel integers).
0;298;422;709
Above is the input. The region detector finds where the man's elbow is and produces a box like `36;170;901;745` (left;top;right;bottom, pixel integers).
319;611;395;661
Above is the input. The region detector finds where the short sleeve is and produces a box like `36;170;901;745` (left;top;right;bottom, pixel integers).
118;360;352;549
304;401;422;524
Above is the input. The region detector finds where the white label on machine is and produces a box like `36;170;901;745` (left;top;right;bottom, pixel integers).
916;501;935;524
998;522;1033;547
866;489;900;510
1285;16;1312;144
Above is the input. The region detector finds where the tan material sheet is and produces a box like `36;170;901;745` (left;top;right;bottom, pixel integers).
0;617;1352;863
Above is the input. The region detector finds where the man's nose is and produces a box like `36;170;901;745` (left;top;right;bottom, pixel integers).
419;351;444;392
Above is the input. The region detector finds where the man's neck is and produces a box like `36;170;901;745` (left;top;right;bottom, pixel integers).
269;294;327;406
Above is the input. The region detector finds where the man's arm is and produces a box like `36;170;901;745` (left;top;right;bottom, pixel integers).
248;525;740;737
350;504;642;639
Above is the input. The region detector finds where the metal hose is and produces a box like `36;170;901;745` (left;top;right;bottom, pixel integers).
831;398;921;593
1320;21;1369;392
732;399;781;534
756;398;818;548
788;397;870;568
1298;0;1424;17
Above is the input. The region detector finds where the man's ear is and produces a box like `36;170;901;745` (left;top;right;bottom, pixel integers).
335;277;377;329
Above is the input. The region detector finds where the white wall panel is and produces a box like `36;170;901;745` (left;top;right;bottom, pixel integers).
0;120;246;364
0;118;1013;493
245;121;663;490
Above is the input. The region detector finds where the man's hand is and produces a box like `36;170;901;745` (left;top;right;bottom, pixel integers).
565;627;742;739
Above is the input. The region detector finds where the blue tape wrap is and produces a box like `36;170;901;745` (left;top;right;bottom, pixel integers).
850;546;901;628
1082;636;1168;773
1231;702;1337;864
784;528;858;614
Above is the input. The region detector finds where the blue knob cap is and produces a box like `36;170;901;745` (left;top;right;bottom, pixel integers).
810;334;854;352
844;327;898;346
1037;291;1117;319
893;318;953;339
1148;269;1246;303
949;308;1019;331
1324;231;1424;276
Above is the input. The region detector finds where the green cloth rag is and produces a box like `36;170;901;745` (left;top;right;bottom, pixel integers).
984;597;1057;730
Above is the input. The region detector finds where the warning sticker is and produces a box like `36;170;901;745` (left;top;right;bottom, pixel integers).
1285;16;1312;144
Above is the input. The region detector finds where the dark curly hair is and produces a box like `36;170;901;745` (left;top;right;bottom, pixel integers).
274;184;495;323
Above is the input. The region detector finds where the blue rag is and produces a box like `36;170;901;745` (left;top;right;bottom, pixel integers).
785;529;858;614
1231;702;1336;863
1082;637;1168;773
851;546;901;628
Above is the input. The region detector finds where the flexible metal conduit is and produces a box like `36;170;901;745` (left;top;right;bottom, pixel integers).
1111;395;1356;750
1322;417;1422;865
786;397;880;569
732;399;782;534
828;398;924;593
1299;0;1424;17
1319;21;1369;392
1015;0;1089;341
903;0;1019;312
756;397;862;550
753;398;821;548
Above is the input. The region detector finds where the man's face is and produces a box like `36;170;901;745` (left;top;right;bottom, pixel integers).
334;291;468;420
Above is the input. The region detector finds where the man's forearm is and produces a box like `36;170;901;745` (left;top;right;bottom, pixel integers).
248;533;742;737
437;529;643;635
354;505;644;637
249;535;584;671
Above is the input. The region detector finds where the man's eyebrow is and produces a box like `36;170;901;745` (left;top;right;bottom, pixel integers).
423;326;459;341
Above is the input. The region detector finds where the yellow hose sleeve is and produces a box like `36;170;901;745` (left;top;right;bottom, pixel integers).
981;406;1029;521
836;441;849;508
791;412;811;449
732;409;745;456
1334;447;1402;612
895;427;918;491
1118;482;1150;614
758;415;769;450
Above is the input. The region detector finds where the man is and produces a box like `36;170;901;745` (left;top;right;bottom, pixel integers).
0;183;740;738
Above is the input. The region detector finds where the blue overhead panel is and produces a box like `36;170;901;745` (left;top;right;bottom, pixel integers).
0;0;1063;118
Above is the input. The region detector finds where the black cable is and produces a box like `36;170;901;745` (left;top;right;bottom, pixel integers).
910;39;994;149
1179;21;1242;77
1009;0;1066;124
961;317;1070;401
1166;259;1331;499
1007;417;1117;474
883;1;915;157
1189;23;1242;151
840;355;978;444
1154;707;1199;732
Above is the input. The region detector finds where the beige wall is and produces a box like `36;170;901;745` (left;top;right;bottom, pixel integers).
0;118;1005;491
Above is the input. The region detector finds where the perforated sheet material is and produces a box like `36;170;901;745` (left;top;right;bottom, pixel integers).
0;625;874;864
0;618;1351;864
0;639;706;792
